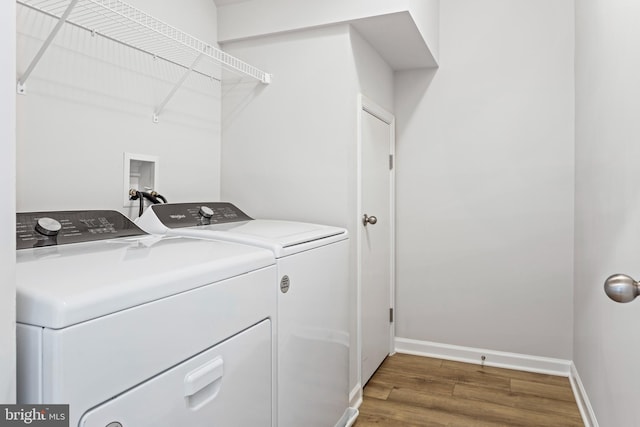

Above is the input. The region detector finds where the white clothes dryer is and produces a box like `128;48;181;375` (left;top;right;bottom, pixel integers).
136;202;358;427
16;209;277;427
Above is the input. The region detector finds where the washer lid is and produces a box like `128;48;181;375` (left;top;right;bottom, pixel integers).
16;235;275;329
137;202;348;257
169;219;347;258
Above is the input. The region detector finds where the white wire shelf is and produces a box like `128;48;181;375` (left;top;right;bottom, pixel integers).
17;0;271;121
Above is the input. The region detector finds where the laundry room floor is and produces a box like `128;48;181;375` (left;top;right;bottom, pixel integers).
354;353;583;426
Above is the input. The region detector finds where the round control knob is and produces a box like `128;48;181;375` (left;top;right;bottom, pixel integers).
199;206;214;219
35;217;62;237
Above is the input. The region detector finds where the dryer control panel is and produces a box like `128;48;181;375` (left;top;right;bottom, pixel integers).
150;202;253;228
16;210;146;249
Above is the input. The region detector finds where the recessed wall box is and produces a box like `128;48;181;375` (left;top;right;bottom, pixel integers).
124;153;159;207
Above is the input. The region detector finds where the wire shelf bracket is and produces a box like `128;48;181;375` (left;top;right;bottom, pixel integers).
17;0;272;120
17;0;80;95
153;53;204;123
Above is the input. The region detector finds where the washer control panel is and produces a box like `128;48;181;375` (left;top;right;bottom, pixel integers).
151;202;253;228
16;210;146;249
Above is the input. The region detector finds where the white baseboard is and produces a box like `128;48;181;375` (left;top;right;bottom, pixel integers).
394;337;572;377
349;382;362;409
394;337;599;427
569;362;599;427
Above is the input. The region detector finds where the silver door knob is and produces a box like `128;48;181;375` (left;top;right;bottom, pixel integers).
362;214;378;226
604;274;640;303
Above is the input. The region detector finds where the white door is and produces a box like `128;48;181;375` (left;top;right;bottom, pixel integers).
359;96;394;386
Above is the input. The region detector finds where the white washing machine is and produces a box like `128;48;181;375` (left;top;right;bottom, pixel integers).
136;202;358;427
16;209;277;427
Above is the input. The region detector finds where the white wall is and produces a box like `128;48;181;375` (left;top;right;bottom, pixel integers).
394;0;575;359
0;0;17;404
16;0;221;218
350;28;394;114
216;0;439;63
574;0;640;425
220;25;357;226
220;23;394;399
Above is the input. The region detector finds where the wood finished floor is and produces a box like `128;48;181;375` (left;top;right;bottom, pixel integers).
354;353;584;427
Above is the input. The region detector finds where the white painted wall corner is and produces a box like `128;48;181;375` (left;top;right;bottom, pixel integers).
569;363;599;427
350;382;362;410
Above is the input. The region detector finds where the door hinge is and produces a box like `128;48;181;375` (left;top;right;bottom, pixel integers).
389;154;394;170
389;308;394;323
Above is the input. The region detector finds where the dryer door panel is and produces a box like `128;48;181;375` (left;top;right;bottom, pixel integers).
79;319;272;427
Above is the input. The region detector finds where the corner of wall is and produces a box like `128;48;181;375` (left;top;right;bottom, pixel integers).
569;362;599;427
410;0;440;65
1;0;17;405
